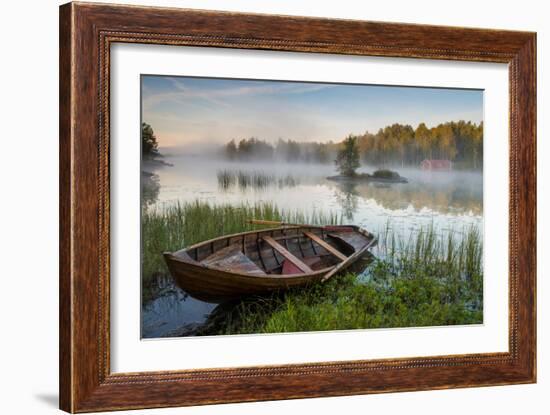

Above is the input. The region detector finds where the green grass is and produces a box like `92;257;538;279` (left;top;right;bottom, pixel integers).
207;225;483;335
141;200;340;300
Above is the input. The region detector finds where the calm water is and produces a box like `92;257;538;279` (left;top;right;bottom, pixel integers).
141;155;483;338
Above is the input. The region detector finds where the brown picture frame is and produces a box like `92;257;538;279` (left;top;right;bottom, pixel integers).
59;2;537;412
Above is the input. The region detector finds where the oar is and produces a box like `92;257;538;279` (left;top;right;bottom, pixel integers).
248;219;353;231
248;219;307;228
248;219;352;231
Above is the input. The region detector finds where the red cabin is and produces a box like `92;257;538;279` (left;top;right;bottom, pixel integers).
421;159;453;170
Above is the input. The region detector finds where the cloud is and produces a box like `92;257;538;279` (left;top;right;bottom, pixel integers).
142;77;336;111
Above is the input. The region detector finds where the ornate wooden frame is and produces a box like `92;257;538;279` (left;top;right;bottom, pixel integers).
59;2;536;412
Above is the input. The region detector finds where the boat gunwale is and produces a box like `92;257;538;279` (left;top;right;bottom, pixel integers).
176;225;337;253
164;225;375;280
171;225;371;254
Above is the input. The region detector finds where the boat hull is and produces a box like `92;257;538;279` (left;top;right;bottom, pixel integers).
164;255;332;303
164;225;376;303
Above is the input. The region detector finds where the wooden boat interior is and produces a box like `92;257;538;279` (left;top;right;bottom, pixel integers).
172;226;371;276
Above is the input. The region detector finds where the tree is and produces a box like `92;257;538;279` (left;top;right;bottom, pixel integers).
286;140;301;162
415;122;432;160
335;135;360;176
315;143;330;163
225;139;238;160
237;137;274;160
141;122;159;157
436;123;457;160
473;122;483;169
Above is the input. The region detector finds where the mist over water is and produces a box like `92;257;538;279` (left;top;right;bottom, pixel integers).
147;155;482;235
141;154;483;338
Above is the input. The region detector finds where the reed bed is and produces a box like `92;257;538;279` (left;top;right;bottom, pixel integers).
216;169;299;191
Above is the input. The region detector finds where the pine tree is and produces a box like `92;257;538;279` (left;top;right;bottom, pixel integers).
335;135;360;176
141;122;159;157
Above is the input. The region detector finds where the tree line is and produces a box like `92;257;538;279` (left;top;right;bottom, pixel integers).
223;120;483;168
358;121;483;168
224;137;333;164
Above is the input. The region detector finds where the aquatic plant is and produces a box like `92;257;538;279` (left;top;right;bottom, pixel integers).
216;169;236;190
216;169;300;191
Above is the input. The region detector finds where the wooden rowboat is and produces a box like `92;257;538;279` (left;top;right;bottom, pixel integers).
163;223;377;303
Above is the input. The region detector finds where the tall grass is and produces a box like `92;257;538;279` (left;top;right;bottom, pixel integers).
142;200;340;299
207;225;483;335
377;224;482;281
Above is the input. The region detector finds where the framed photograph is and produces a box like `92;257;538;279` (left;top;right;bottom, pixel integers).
59;2;536;412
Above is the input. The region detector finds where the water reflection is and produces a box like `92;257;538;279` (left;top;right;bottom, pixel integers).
334;181;359;220
141;171;160;208
141;274;216;338
330;172;482;216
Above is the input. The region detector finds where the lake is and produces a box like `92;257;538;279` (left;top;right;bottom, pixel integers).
141;155;483;338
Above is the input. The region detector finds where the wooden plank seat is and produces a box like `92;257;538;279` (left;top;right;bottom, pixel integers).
202;244;265;276
302;231;348;261
327;231;370;252
262;236;313;273
281;256;322;275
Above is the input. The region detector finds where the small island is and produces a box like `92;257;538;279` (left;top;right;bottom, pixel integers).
327;169;408;184
327;135;408;183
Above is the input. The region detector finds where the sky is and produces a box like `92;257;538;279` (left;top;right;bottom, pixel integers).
141;75;483;150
